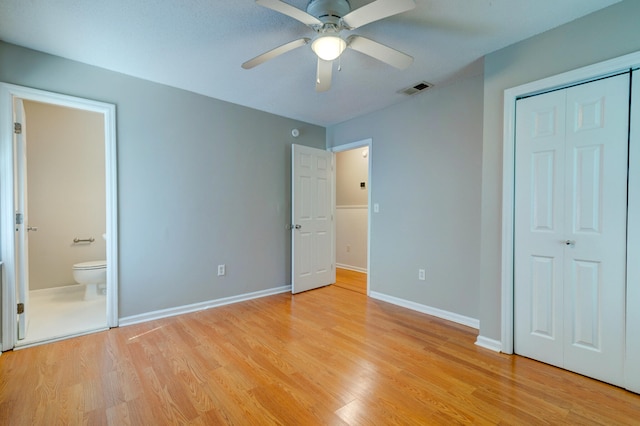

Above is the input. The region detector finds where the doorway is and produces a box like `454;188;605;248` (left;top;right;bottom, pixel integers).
0;83;118;350
332;140;371;295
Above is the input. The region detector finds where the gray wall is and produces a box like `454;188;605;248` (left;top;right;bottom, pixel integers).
328;73;484;319
3;0;638;341
479;0;640;340
0;41;325;319
329;0;640;338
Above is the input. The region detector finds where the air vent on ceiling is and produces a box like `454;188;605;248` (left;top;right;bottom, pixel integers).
400;81;433;96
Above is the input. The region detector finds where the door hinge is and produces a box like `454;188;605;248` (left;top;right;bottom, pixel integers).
14;122;22;134
17;303;24;314
15;212;23;225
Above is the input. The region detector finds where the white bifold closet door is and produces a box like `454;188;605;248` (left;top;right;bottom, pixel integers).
514;73;630;388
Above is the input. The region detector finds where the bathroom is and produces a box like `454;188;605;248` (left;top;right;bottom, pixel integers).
17;99;108;346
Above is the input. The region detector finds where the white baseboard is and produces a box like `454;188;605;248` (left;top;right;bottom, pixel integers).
119;285;291;327
369;291;479;329
335;263;368;273
475;335;503;352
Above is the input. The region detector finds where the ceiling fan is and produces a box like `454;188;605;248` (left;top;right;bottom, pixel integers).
242;0;416;92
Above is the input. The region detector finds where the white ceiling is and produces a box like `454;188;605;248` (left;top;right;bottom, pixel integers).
0;0;621;126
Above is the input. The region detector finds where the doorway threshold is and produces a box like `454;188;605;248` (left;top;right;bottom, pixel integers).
15;285;108;349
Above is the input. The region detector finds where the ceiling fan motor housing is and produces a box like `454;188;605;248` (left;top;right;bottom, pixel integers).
307;0;351;25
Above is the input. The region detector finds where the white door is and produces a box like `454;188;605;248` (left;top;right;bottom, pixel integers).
291;144;335;294
514;73;630;387
13;97;29;340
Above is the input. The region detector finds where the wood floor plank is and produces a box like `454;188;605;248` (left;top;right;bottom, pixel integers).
1;284;640;424
334;268;367;294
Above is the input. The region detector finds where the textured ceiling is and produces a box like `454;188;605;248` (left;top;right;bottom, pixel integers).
0;0;621;126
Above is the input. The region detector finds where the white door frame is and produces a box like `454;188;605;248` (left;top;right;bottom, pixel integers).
501;51;640;355
627;69;640;393
0;83;119;351
330;138;372;295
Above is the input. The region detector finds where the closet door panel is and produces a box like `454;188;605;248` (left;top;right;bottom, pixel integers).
562;74;629;387
514;90;566;368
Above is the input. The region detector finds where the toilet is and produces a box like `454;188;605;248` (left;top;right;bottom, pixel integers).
72;260;107;300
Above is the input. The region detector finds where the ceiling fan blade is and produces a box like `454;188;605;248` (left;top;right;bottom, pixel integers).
242;38;310;69
342;0;415;29
347;35;413;69
256;0;323;27
316;58;332;92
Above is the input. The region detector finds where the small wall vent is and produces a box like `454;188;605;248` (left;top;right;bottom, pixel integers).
400;81;433;96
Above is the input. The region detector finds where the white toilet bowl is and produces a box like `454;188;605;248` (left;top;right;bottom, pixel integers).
72;260;107;300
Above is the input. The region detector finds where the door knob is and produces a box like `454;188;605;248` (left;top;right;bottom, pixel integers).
295;224;302;229
27;226;38;232
564;240;575;246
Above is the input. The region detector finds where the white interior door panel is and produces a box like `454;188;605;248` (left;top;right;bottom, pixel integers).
291;144;335;294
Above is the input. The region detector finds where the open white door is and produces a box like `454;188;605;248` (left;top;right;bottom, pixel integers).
291;144;335;294
13;97;29;340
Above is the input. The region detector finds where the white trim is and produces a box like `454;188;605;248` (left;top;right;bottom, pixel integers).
330;139;372;152
501;51;640;355
331;138;372;296
335;263;368;273
475;336;503;353
119;285;291;327
0;83;118;350
370;291;480;329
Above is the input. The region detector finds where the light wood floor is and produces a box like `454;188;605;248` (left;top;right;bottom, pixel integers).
333;268;367;294
1;285;639;425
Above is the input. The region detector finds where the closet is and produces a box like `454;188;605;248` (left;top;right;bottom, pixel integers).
514;71;636;388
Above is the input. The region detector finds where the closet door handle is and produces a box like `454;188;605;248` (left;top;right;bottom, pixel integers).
563;240;575;246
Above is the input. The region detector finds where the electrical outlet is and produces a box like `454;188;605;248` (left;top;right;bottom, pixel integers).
346;244;351;253
418;269;426;281
217;264;226;277
374;203;380;213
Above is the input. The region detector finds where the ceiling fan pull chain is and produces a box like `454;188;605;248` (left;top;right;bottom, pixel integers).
338;54;342;72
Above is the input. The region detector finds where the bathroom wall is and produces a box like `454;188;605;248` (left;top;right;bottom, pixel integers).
23;101;106;290
335;148;368;271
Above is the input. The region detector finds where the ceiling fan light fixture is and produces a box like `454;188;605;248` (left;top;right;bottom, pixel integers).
312;35;346;61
